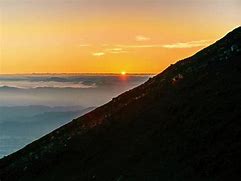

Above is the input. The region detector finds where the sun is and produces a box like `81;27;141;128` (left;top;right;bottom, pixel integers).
121;71;126;75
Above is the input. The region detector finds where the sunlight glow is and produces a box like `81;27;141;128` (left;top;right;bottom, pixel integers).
121;71;126;75
1;0;240;74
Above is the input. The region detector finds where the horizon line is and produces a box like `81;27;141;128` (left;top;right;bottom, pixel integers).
0;72;156;76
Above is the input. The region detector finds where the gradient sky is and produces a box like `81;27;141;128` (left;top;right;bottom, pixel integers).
0;0;240;74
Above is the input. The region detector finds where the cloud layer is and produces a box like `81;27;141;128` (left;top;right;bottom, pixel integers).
116;40;212;49
135;35;150;42
88;39;212;57
162;40;212;49
92;52;105;56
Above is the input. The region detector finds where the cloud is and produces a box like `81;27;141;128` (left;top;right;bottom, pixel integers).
115;40;212;49
0;80;96;89
92;52;105;56
109;51;128;54
106;48;123;51
135;35;150;42
104;48;128;54
91;48;128;56
88;39;211;57
162;40;212;49
115;44;163;48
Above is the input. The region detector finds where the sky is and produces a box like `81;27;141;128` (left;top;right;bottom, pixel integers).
0;0;240;74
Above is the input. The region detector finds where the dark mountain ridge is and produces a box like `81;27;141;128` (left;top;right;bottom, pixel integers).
0;27;241;181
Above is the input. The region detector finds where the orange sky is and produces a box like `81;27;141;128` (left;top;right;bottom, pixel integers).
0;0;240;74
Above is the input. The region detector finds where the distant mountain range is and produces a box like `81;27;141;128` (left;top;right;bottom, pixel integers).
0;106;95;158
0;105;86;122
0;106;95;136
0;27;241;180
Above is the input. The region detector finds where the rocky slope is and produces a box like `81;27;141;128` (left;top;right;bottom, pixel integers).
0;27;241;181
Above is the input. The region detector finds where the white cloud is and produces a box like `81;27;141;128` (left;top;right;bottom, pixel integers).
0;80;96;89
105;48;123;51
135;35;150;42
109;50;128;54
91;48;128;56
115;44;163;48
92;52;105;56
103;48;128;54
88;39;211;57
115;40;212;49
162;40;212;49
109;51;128;54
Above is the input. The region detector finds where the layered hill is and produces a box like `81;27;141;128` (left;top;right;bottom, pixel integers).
0;27;241;181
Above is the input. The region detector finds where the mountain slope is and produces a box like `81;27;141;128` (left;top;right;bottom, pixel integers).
0;27;241;181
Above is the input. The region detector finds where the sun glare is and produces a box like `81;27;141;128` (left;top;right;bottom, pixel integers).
121;71;126;75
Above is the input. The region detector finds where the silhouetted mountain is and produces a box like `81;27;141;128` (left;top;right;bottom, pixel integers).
0;27;241;181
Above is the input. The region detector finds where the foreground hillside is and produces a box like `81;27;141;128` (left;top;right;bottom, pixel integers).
0;27;241;181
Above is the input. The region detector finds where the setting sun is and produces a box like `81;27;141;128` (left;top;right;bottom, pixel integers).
121;71;126;75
